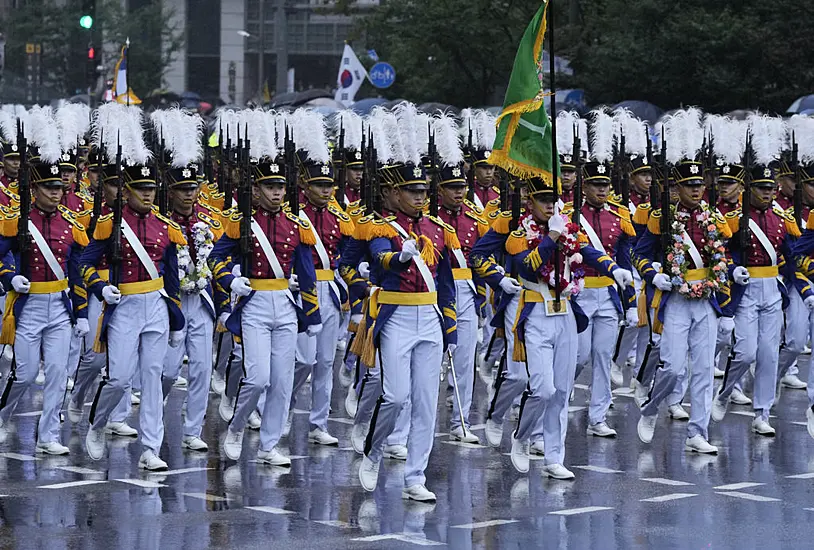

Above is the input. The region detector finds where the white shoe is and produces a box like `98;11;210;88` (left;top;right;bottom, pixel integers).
85;426;105;460
35;369;45;386
173;376;188;388
336;338;347;353
345;385;359;418
752;417;776;436
667;404;690;421
36;441;70;455
543;463;575;480
383;444;407;460
477;353;494;386
450;426;479;444
105;422;138;437
351;423;367;454
587;422;617;437
729;387;752;405
805;345;812;354
211;371;226;395
182;436;209;451
138;450;168;471
218;396;235;423
282;416;292;438
485;418;503;447
222;429;243;461
510;438;529;474
445;394;454;408
257;447;291;466
358;455;380;492
67;400;83;424
130;391;141;406
530;440;545;456
402;484;436;502
633;380;649;407
807;407;814;440
247;410;262;430
781;374;807;389
684;435;718;454
637;415;657;444
309;428;339;446
714;367;725;378
66;377;74;391
338;367;354;389
711;395;728;422
610;364;624;387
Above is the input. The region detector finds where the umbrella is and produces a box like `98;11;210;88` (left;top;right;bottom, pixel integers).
181;91;202;101
613;100;664;125
291;89;333;107
304;97;345;109
269;92;299;108
786;95;814;115
418;102;460;116
350;97;388;114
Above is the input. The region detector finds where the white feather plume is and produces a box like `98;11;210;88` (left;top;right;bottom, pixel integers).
394;102;422;165
589;109;615;163
0;105;29;142
382;110;406;164
556;111;579;155
705;114;746;165
613;108;649;156
28;106;62;163
233;108;276;160
92;103;151;165
291;108;330;164
459;108;475;141
214;109;241;146
366;107;394;164
748;113;786;166
416;112;431;156
658;108;704;165
788;114;814;164
432;113;464;167
55;103;90;152
150;108;204;167
337;110;363;152
476;110;497;151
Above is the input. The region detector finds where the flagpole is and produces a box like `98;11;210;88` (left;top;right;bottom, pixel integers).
125;37;130;107
548;1;561;311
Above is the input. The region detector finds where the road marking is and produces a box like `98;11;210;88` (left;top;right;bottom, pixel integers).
314;519;352;528
568;406;587;413
787;472;814;479
714;482;764;491
715;491;780;502
352;534;444;546
549;506;613;516
290;408;309;415
790;422;808;427
451;519;519;529
246;505;294;515
441;441;483;450
611;388;634;397
116;478;166;488
640;493;698;503
642;477;694;486
730;411;775;419
573;384;589;391
161;467;213;476
468;424;486;431
14;411;41;417
328;417;353;425
182;492;229;502
573;465;622;474
40;480;107;490
0;453;38;462
56;466;103;475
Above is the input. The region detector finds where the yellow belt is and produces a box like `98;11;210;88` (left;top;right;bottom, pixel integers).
119;277;164;295
28;279;69;294
583;276;614;288
452;268;472;280
685;268;709;281
316;269;335;281
748;266;779;278
376;290;437;306
248;278;289;291
521;289;571;303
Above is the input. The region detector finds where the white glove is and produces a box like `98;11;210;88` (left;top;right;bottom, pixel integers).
307;323;323;337
358;261;370;279
231;264;242;278
217;312;230;329
653;273;673;292
718;316;735;334
613;268;634;287
11;275;30;294
169;331;184;348
495;264;506;275
102;284;121;304
733;266;750;286
73;318;90;338
230;277;252;297
548;210;565;235
625;307;639;327
499;276;522;295
805;296;814;311
350;313;363;324
652;262;662;273
288;274;299;292
446;343;457;357
399;239;420;262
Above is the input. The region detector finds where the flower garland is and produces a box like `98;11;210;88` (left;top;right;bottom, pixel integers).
665;207;728;299
521;213;585;296
179;221;214;293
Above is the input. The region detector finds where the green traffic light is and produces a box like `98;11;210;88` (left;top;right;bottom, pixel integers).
79;15;93;29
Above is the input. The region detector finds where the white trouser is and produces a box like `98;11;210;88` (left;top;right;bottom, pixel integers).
641;291;717;439
514;301;578;466
0;292;71;443
292;281;342;432
479;288;504;365
778;289;806;381
615;272;643;367
487;294;524;422
719;277;782;420
230;290;297;451
70;295;130;423
90;290;168;453
575;287;621;425
365;304;442;488
353;358;411;446
162;292;215;438
449;280;477;430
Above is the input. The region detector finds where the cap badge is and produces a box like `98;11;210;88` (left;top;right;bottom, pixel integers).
716;158;724;166
61;153;71;161
141;167;151;177
763;168;772;178
413;167;422;178
451;167;461;177
483;151;491;159
722;165;731;174
354;151;362;160
597;165;606;174
563;155;572;164
182;168;192;179
690;164;699;174
50;165;59;175
10;145;17;152
270;163;280;173
320;164;330;175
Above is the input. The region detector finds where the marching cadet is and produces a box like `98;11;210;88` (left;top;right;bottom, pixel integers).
55;103;93;214
356;112;458;502
289;109;353;447
504;175;631;479
460;109;499;210
0;146;89;455
154;108;224;452
0;142;21;206
634;109;732;453
569;115;637;437
713;115;799;435
209;143;322;467
433;113;489;443
80;103;186;470
336;110;365;209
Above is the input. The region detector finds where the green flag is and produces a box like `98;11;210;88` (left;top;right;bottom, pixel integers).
491;1;559;188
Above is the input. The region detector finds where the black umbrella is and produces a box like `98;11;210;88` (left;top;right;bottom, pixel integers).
350;97;388;114
418;102;461;116
786;94;814;114
613;100;664;125
291;89;333;107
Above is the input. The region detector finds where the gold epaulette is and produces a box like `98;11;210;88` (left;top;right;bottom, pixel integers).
505;228;528;255
632;202;652;225
463;199;483;214
155;212;187;246
490;211;513;235
93;213;114;240
223;211;243;239
428;215;461;250
353;214;398;241
196;210;223;230
328;203;355;237
607;203;636;237
285;210;316;246
646;209;663;235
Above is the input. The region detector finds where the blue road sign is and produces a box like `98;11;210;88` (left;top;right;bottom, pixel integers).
368;62;396;89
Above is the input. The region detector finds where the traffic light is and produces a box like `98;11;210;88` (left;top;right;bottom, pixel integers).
79;0;95;29
79;15;93;29
87;46;95;60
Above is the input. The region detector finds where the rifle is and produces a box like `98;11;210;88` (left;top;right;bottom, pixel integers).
498;168;509;213
659;130;670;256
156;127;169;215
203;133;213;190
284;125;299;216
465;121;475;203
336;119;347;211
238;127;252;278
792;133;803;229
359;129;368;212
370;143;381;215
111;136;123;287
572;123;583;227
611;135;621;196
427;125;439;217
646;128;658;209
619;132;629;209
740;132;753;269
223;127;234;211
706;131;717;210
89;132;105;237
16;121;30;279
